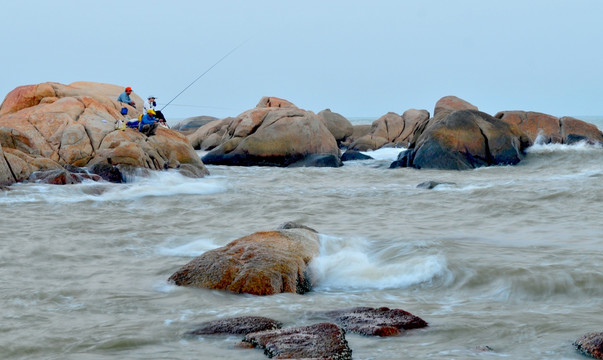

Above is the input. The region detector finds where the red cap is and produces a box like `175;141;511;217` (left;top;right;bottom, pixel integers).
125;87;132;92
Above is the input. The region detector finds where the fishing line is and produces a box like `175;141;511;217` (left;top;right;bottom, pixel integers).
160;39;249;112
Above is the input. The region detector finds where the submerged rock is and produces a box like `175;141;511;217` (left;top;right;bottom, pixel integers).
168;223;320;295
574;332;603;359
243;322;352;360
322;306;428;336
416;180;455;189
187;316;282;336
341;149;373;161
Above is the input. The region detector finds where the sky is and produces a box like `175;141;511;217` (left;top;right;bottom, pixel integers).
2;0;603;120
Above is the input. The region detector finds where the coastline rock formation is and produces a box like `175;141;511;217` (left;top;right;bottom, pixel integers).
0;81;209;185
242;322;352;360
347;109;430;151
391;107;532;170
189;96;342;167
168;222;320;295
495;111;603;145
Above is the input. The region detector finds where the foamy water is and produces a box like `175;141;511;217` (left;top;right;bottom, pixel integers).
1;122;602;359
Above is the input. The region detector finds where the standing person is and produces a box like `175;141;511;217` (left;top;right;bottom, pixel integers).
143;95;168;126
117;87;136;108
139;109;159;136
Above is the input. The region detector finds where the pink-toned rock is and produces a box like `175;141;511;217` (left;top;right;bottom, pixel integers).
393;108;431;147
168;223;320;295
0;82;208;182
243;322;352;360
495;111;561;143
434;95;478;116
0;144;15;185
574;332;603;359
348;112;403;151
256;96;296;109
317;109;354;143
560;116;603;144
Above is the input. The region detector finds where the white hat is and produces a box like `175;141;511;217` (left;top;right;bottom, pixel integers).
148;95;156;99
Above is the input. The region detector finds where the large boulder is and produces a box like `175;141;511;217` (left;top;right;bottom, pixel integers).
242;322;352;360
0;82;208;182
172;115;219;134
348;109;430;151
317;109;353;144
198;97;341;167
434;95;478;116
495;111;603;145
168;222;321;295
391;109;532;170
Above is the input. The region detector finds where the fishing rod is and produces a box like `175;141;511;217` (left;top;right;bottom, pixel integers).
160;39;249;112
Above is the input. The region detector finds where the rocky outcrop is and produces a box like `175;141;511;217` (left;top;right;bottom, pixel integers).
188;316;282;336
494;111;603;145
574;332;603;359
243;322;352;360
347;109;429;151
323;307;428;336
391;109;532;170
0;81;208;184
434;95;478;116
172;115;219;134
168;222;320;295
317;109;353;145
192;97;341;167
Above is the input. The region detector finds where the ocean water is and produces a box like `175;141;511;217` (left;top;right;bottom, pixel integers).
0;117;602;360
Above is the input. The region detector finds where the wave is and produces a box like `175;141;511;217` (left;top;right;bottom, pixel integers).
0;170;227;204
310;235;452;291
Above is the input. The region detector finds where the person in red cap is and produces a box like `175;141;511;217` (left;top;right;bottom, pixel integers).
117;86;136;108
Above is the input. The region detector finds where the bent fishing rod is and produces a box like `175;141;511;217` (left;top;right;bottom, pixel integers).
160;40;249;112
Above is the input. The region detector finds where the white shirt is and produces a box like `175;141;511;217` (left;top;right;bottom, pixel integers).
143;99;156;113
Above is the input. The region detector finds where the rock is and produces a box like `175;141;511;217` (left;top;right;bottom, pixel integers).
322;307;428;336
199;98;340;167
0;144;16;186
168;225;320;295
434;95;478;116
574;332;603;359
286;153;342;167
187;117;232;150
340;124;372;149
494;111;562;143
0;81;209;182
341;149;373;161
242;322;352;360
416;180;455;189
172;115;219;134
391;109;532;170
28;168;101;184
394;109;431;147
317;109;354;144
88;163;124;183
187;316;282;336
560;116;603;145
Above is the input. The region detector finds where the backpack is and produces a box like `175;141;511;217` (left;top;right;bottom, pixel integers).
126;114;143;129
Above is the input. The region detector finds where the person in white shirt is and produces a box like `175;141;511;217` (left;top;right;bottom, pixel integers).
143;96;168;126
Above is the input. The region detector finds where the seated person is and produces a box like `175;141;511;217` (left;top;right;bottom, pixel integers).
117;87;136;108
143;95;167;126
139;109;159;136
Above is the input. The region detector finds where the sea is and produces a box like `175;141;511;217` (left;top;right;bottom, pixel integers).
1;116;602;360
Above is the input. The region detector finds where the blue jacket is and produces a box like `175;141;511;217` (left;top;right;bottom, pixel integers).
139;114;156;130
117;92;132;104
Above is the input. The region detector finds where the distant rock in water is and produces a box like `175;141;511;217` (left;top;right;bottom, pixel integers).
317;108;353;145
341;149;373;161
171;115;219;134
242;322;352;360
187;316;282;336
416;180;455;189
198;96;341;167
574;332;603;359
168;223;320;295
391;106;532;170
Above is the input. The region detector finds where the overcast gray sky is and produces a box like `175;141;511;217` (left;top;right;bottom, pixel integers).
2;0;602;120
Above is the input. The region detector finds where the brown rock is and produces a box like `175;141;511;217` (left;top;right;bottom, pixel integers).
323;306;428;336
348;112;402;151
187;316;282;336
434;95;478;116
494;111;561;143
317;109;354;143
172;115;219;134
393;108;431;147
340;124;372;148
256;96;296;108
200;99;340;167
560;116;603;144
0;144;16;186
168;225;320;295
243;322;352;360
574;332;603;359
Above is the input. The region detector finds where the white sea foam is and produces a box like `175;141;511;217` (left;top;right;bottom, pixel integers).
527;140;602;154
156;238;220;257
311;235;450;291
359;147;405;161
